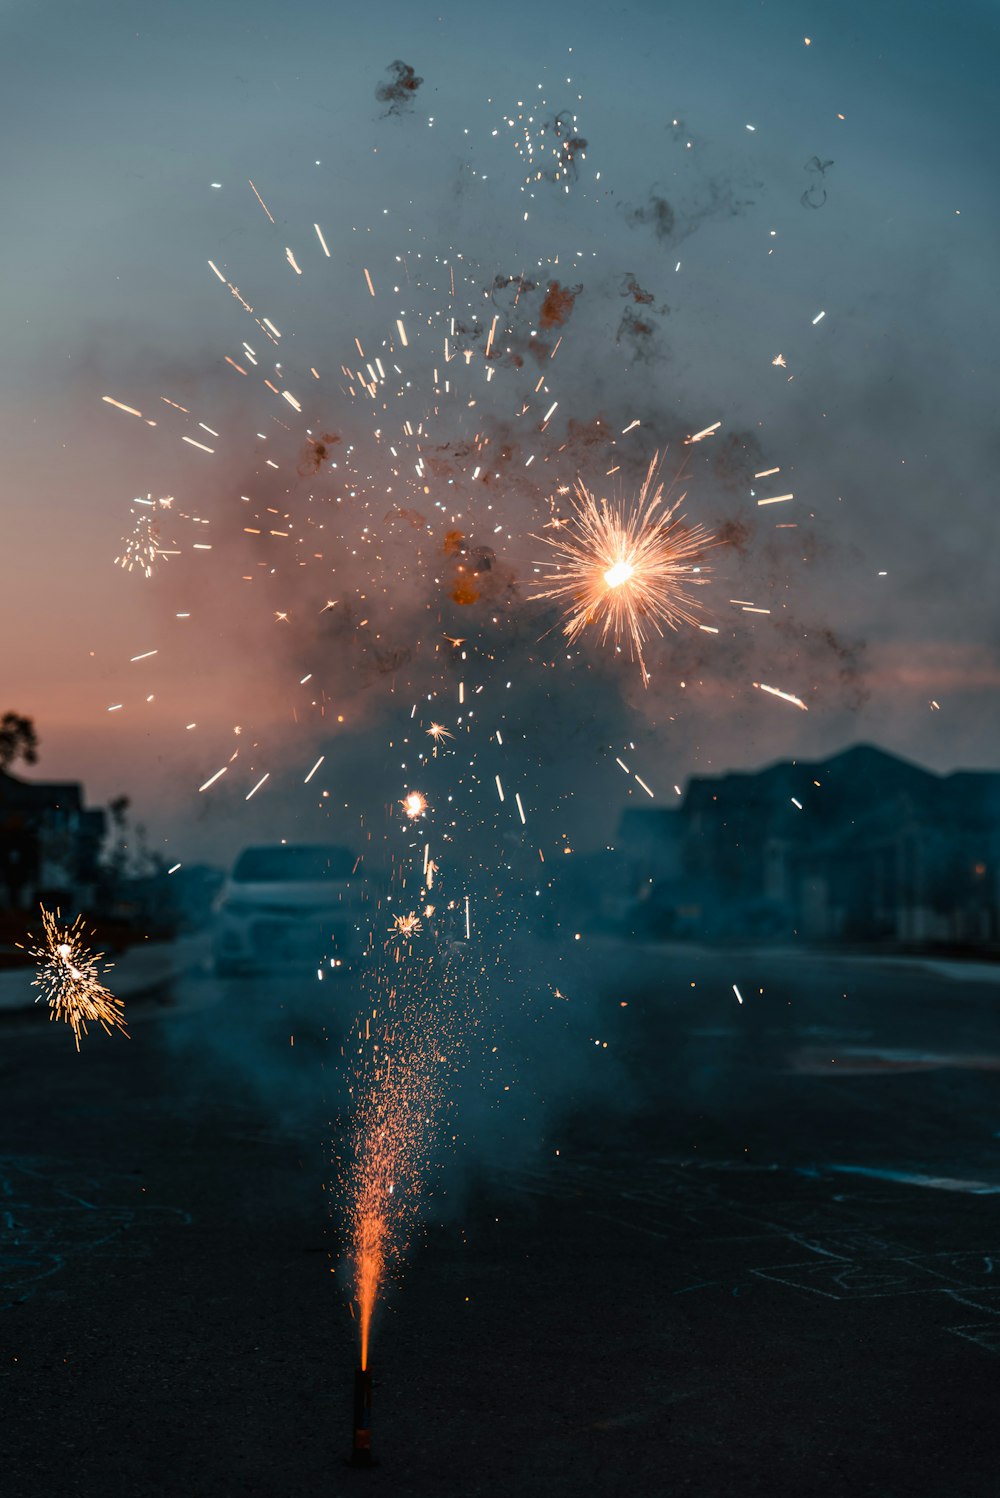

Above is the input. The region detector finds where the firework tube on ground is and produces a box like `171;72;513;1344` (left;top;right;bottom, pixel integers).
350;1364;375;1467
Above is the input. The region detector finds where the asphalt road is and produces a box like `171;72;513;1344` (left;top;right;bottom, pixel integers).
2;939;999;1497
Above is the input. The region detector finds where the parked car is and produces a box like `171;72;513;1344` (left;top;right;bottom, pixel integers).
212;844;363;975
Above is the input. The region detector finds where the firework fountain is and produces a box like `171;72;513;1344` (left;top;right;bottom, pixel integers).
531;455;715;686
343;904;466;1465
88;57;824;1468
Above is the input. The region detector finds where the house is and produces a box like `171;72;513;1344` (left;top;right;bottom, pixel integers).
0;769;107;910
617;745;1000;947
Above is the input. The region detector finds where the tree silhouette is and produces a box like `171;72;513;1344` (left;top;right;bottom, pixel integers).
0;712;39;772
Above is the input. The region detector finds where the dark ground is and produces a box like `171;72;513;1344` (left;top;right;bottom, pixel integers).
2;938;999;1497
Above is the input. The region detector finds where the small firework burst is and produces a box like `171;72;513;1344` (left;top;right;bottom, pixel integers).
400;790;427;820
391;912;423;939
115;495;174;578
18;907;127;1051
426;722;453;745
116;511;160;577
531;455;713;685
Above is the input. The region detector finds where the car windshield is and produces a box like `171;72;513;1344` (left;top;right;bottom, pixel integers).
231;846;357;882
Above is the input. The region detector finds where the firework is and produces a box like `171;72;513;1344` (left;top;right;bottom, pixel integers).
400;790;427;820
348;1017;445;1374
114;494;176;578
19;907;127;1051
355;1181;387;1376
343;895;474;1391
391;912;423;938
531;456;713;685
115;509;160;578
426;722;453;745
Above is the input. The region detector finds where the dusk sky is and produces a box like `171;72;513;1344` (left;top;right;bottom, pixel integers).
2;0;998;864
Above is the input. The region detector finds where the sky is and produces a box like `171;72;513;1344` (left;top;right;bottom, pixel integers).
1;0;998;866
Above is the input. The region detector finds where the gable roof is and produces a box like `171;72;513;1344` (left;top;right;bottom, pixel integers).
623;744;1000;840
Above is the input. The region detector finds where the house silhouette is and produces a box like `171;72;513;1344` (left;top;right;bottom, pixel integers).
618;745;1000;945
0;769;107;910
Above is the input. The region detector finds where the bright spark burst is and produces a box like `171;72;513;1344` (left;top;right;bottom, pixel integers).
426;723;453;744
391;912;423;938
400;790;427;820
18;907;127;1051
531;456;713;685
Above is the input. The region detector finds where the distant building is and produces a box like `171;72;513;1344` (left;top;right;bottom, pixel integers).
617;745;1000;947
0;769;107;910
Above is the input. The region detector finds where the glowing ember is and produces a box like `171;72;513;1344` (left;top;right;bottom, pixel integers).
18;907;127;1051
532;455;713;685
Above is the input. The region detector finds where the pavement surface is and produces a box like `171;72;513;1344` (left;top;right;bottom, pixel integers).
2;937;999;1497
